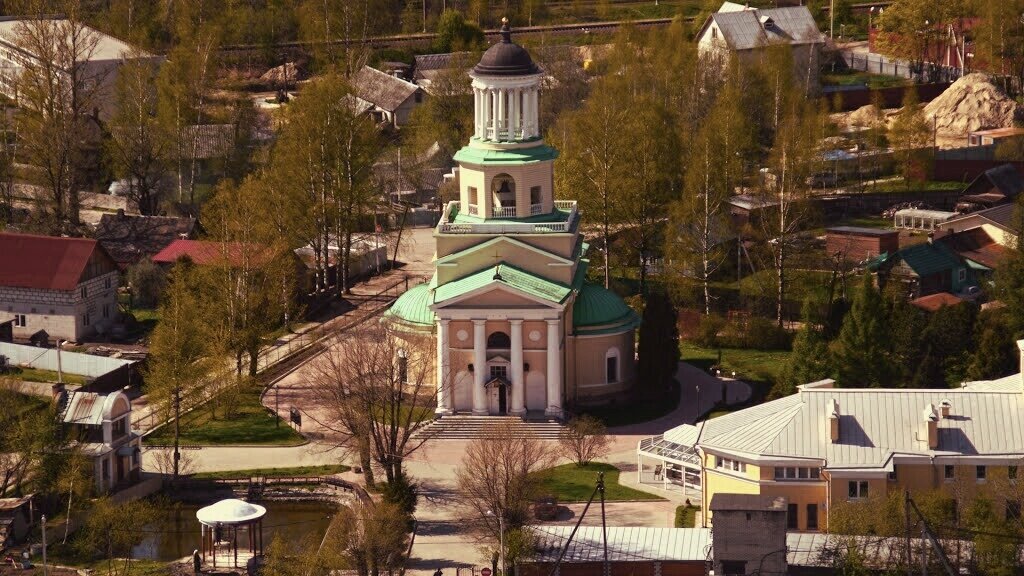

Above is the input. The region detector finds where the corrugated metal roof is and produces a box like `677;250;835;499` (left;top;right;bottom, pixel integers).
62;391;104;425
706;3;821;50
352;65;420;112
894;241;962;277
662;379;1024;469
529;526;710;563
0;232;108;291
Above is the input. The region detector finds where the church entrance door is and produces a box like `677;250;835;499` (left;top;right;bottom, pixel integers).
498;384;507;415
490;364;509;415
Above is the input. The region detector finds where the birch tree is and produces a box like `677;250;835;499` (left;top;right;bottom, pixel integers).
12;2;103;233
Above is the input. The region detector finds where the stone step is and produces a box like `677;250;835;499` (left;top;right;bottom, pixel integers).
413;414;565;440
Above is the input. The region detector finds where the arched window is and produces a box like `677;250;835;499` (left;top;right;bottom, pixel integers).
487;331;511;349
605;347;620;384
491;174;516;208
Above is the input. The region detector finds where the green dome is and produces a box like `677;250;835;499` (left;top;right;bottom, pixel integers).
572;282;640;333
385;283;435;327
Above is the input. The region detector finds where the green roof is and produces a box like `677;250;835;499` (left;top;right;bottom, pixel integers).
572;282;640;334
434;263;572;304
453;143;559;166
895;241;962;277
385;283;435;327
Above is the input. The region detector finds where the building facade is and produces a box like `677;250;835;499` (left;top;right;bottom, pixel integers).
384;22;639;418
640;343;1024;533
59;389;142;493
0;232;119;343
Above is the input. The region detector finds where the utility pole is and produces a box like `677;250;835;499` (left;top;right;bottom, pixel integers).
599;472;609;576
905;490;913;576
56;341;63;384
173;387;181;479
829;0;834;39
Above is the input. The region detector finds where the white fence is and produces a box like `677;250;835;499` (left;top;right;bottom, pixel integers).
0;342;134;378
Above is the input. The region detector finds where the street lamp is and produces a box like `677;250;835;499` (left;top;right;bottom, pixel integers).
485;510;505;576
869;6;874;32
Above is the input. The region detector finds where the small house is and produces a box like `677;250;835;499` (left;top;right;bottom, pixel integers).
351;65;426;128
59;389;141;493
0;495;34;550
825;226;900;264
95;212;198;269
893;208;958;231
868;238;973;298
944;202;1018;247
955;163;1024;212
0;232;120;343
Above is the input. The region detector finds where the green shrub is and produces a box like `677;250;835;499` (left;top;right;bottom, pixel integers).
695;314;724;348
675;504;698;528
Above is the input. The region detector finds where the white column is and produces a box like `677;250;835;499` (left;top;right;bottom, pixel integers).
472;319;488;415
474;89;482;138
436;319;452;414
496;89;505;140
523;89;533;137
545;319;563;418
510;320;525;416
532;89;540;138
511;88;520;139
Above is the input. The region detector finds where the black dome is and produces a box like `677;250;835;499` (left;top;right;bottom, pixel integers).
473;20;539;77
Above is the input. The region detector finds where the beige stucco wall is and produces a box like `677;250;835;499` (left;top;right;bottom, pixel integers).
435;230;578;262
571;330;636;404
457;159;554;219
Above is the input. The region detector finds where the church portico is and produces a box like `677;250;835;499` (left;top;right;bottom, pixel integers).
383;19;639;420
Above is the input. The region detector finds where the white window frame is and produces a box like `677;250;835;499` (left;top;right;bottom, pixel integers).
848;480;869;500
605;347;620;384
13;314;26;327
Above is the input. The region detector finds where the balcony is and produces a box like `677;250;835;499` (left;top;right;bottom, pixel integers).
438;201;578;235
530;203;544;215
492;206;517;218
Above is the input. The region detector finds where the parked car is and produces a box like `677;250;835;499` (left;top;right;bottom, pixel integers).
533;496;559;521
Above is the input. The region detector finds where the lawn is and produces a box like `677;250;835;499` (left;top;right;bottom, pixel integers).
675;504;699;528
836;216;893;229
821;70;907;89
6;366;87;386
192;464;350;480
145;385;303;446
532;462;663;502
864;179;964;193
679;341;791;400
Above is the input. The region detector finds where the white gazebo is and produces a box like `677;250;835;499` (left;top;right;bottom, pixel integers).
196;498;267;568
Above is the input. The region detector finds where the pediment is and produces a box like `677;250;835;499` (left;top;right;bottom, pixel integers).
432;282;564;310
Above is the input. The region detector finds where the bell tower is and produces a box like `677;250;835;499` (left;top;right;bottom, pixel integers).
453;18;558;220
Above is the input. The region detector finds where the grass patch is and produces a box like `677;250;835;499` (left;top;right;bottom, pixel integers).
46;542;169;576
373;404;435;425
675;504;699;528
192;464;350;480
836;216;893;229
679;341;790;401
5;366;87;386
822;70;908;89
864;179;964;193
581;380;680;427
532;462;663;502
145;385;303;446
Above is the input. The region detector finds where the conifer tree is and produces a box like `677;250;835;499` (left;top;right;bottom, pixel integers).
777;299;831;396
637;291;680;401
831;274;894;387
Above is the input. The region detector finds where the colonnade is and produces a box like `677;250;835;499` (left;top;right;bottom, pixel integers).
473;86;540;142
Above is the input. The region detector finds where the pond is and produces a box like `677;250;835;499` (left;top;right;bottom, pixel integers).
133;501;338;562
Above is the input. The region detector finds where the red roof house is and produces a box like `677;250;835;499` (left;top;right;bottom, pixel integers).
0;232;120;342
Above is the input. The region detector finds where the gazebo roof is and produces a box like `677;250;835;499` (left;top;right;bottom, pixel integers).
196;498;266;526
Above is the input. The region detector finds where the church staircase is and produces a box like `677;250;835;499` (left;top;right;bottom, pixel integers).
413;415;564;440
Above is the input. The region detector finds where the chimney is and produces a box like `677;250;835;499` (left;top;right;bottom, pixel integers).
940;399;952;419
828;398;840;443
923;404;939;449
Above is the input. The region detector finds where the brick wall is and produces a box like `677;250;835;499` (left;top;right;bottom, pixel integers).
0;270;119;342
711;508;788;576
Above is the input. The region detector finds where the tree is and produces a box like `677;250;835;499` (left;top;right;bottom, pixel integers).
269;71;383;296
888;88;933;186
405;54;475;157
457;422;556;554
875;0;972;82
75;497;158;576
911;302;976;388
636;290;680;401
202;177;296;376
996;197;1024;339
550;81;631;288
156;24;218;206
125;258;166;309
433;10;484;53
777;299;831;397
973;0;1024;92
831;274;895;387
145;260;216;478
0;380;66;495
967;309;1017;380
12;1;105;233
105;54;169;215
558;415;610;466
309;322;437;485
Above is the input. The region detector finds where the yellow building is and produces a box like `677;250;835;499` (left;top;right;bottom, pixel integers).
639;351;1024;532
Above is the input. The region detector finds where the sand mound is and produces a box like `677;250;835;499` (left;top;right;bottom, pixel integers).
847;104;883;128
923;73;1020;135
259;62;302;85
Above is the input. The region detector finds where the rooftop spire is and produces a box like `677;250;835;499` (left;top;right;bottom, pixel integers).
500;17;511;43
